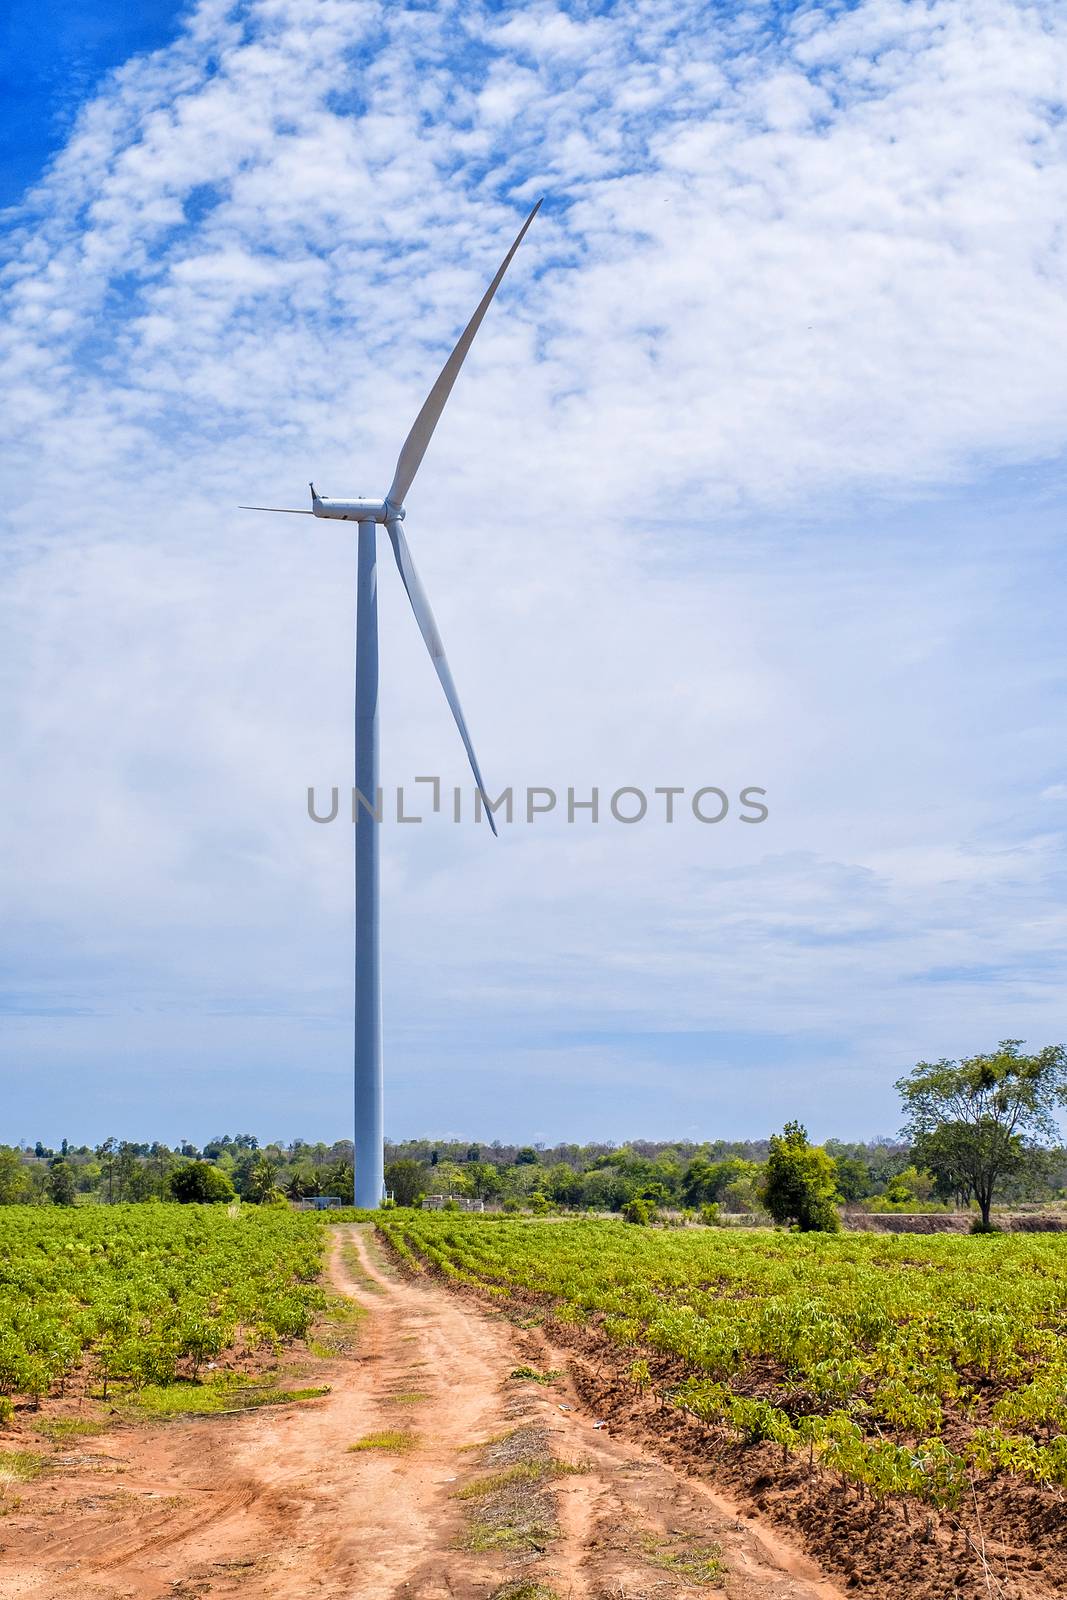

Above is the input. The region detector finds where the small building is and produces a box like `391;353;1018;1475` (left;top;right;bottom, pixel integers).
422;1195;485;1212
295;1195;346;1211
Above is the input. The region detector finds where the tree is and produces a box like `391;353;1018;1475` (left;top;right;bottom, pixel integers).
681;1155;752;1207
0;1147;32;1205
760;1122;840;1232
515;1147;539;1165
467;1161;504;1201
124;1163;163;1202
245;1155;282;1204
544;1162;582;1207
897;1040;1067;1229
426;1159;472;1198
97;1137;118;1203
168;1161;236;1203
47;1161;76;1207
325;1159;353;1198
385;1159;427;1207
830;1156;873;1203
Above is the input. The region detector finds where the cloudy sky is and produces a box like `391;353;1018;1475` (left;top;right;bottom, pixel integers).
2;0;1066;1149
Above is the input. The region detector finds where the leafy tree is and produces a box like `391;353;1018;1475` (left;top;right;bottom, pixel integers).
682;1155;752;1206
881;1165;935;1205
384;1158;427;1207
515;1147;539;1165
114;1141;141;1201
897;1040;1067;1229
47;1161;77;1207
124;1163;163;1202
466;1161;504;1201
579;1167;628;1212
0;1147;32;1205
97;1137;119;1203
544;1162;583;1207
831;1155;873;1203
323;1159;353;1198
622;1197;655;1225
245;1155;282;1204
760;1122;840;1232
168;1161;235;1203
426;1159;472;1198
285;1166;323;1200
718;1165;764;1214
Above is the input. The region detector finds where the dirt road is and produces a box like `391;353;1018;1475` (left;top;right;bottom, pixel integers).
0;1226;844;1600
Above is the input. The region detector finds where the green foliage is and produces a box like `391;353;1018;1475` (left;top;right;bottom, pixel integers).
244;1155;283;1205
0;1149;33;1206
349;1429;417;1452
378;1212;1067;1503
881;1165;935;1205
760;1123;840;1232
898;1040;1067;1227
622;1197;655;1225
830;1155;873;1202
127;1376;329;1417
384;1159;427;1207
168;1161;236;1204
0;1450;46;1484
0;1205;326;1404
46;1162;76;1207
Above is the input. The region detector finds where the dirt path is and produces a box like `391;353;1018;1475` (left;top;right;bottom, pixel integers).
0;1226;844;1600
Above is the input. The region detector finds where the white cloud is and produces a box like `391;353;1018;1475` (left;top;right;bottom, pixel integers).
1;0;1066;1139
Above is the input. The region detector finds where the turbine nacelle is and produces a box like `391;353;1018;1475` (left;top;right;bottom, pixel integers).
309;486;403;523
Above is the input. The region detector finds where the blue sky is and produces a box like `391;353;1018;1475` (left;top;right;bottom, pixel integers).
1;0;1066;1148
0;0;190;208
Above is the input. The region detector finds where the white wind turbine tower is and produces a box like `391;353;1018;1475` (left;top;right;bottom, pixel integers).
242;199;541;1207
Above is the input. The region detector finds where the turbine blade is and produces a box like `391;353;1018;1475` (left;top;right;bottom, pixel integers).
386;198;542;509
386;518;498;837
238;505;314;515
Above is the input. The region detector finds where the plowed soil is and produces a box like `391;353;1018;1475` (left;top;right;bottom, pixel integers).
0;1226;845;1600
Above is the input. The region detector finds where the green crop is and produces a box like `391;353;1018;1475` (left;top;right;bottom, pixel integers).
378;1213;1067;1503
0;1204;327;1404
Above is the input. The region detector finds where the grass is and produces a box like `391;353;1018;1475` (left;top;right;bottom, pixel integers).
508;1366;562;1385
124;1375;330;1419
309;1290;366;1357
0;1450;46;1485
489;1584;561;1600
383;1390;429;1405
38;1418;108;1441
341;1240;385;1292
349;1429;418;1453
455;1461;547;1499
641;1532;726;1584
455;1425;566;1554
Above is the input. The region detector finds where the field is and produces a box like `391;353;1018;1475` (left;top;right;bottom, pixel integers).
0;1203;328;1405
2;1207;1066;1599
380;1213;1067;1494
379;1212;1067;1595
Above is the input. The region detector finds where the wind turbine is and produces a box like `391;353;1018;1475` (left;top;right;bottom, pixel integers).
242;199;541;1207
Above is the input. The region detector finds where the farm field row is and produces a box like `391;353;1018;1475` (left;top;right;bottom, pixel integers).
378;1213;1067;1502
0;1204;331;1405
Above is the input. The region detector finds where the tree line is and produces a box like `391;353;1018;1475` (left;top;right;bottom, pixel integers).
2;1041;1064;1227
